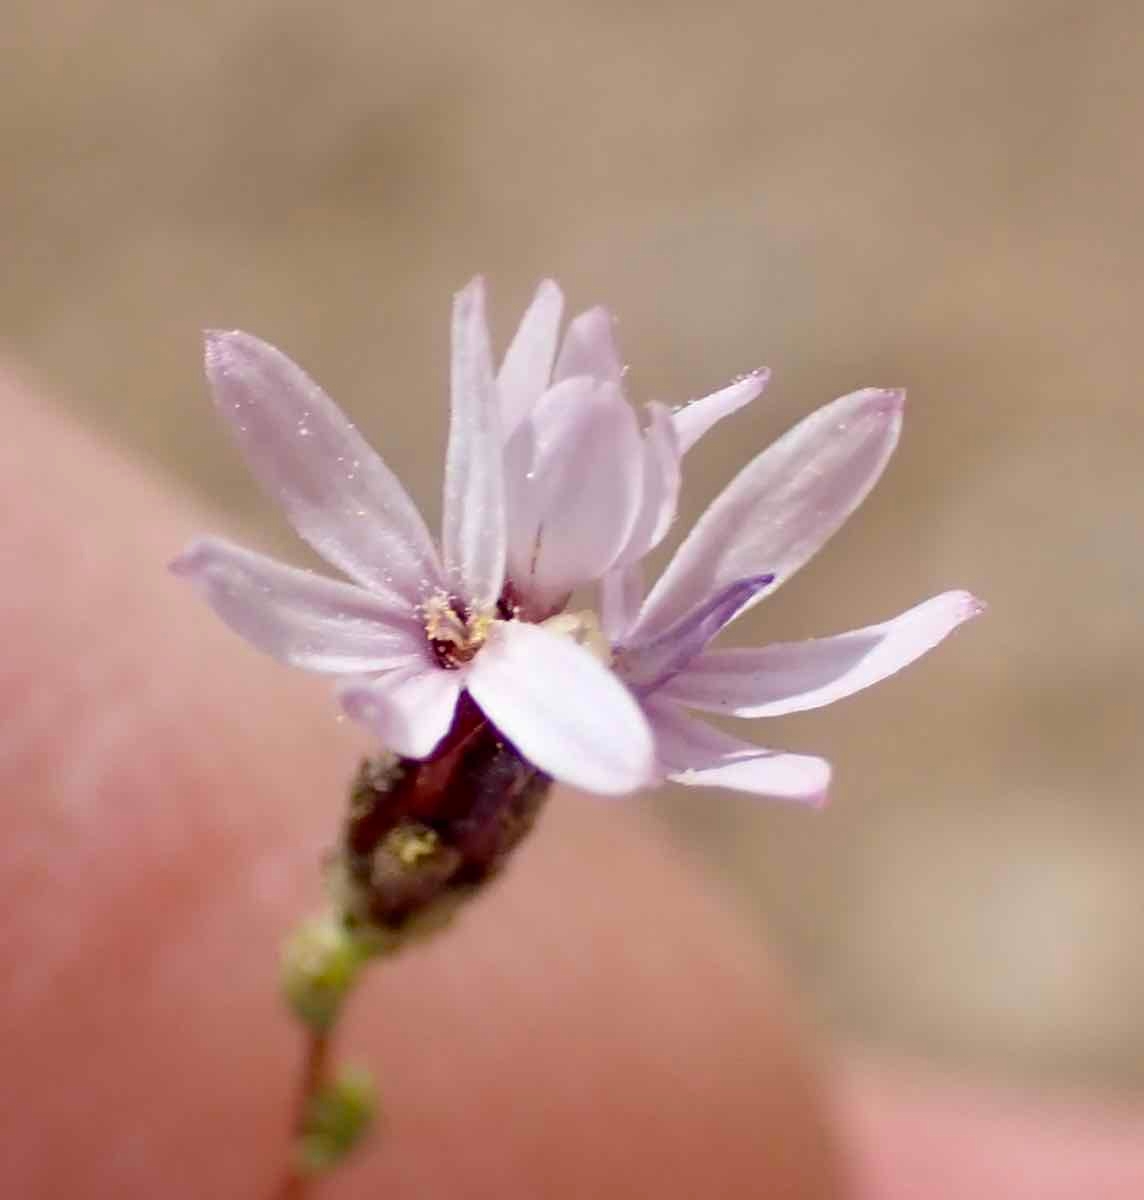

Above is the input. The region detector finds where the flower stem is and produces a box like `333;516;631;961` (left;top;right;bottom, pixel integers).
267;739;551;1196
272;1029;333;1200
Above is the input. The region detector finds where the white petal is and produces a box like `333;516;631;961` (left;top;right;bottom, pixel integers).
600;562;645;645
442;277;507;611
671;369;770;454
632;388;904;642
612;402;682;567
619;574;775;693
203;331;441;606
466;621;654;796
645;698;830;804
660;590;984;717
171;536;427;674
552;306;623;383
497;279;564;439
339;666;461;759
507;378;644;607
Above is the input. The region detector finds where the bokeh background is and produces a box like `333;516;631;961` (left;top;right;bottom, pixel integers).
5;1;1141;1095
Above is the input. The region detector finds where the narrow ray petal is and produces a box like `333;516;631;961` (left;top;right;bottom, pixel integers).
671;369;770;454
203;331;441;605
497;279;564;438
660;590;984;717
632;387;904;642
171;536;427;674
600;562;645;645
507;378;644;608
339;667;462;759
466;621;654;796
645;698;831;804
552;306;623;383
442;277;507;610
612;402;682;568
619;574;775;692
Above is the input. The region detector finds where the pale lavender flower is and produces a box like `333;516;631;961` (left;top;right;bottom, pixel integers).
172;278;982;1184
174;275;977;806
172;278;763;797
604;387;984;804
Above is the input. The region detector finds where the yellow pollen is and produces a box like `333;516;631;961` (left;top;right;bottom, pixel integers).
468;609;494;645
385;825;441;868
423;592;492;664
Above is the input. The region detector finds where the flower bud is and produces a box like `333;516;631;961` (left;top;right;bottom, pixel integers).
280;913;368;1031
297;1065;376;1173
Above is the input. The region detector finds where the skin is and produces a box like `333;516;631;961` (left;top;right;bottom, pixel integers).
2;372;1142;1198
0;377;836;1198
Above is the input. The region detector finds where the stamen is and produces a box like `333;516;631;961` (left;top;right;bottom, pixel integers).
422;591;493;669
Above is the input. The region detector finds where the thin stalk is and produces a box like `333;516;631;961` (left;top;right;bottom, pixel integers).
271;1029;333;1200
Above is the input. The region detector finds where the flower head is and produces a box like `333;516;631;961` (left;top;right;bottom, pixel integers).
173;276;979;804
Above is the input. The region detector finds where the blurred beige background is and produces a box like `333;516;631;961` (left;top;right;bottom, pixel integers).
4;1;1141;1094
